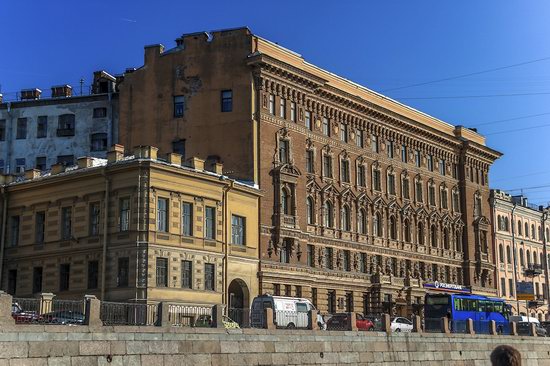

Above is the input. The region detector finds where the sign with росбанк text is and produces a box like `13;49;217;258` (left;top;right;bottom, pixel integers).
516;281;535;301
423;281;472;294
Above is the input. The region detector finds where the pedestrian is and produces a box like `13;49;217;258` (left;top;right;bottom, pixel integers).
490;345;521;366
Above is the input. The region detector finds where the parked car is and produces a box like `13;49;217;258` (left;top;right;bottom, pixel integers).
326;313;374;331
540;321;550;335
517;321;547;336
390;317;413;332
194;314;240;329
41;311;85;325
250;294;326;329
11;303;41;323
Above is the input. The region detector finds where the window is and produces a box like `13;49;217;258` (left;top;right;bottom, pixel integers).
307;244;314;267
269;94;275;114
389;216;397;240
174;96;185;117
415;180;423;202
305;111;312;130
429;185;436;206
157;198;168;232
358;209;367;235
431;225;438;247
326;247;334;269
402;177;410;199
414;150;421;167
35;156;47;171
452;163;459;178
281;189;290;215
87;261;99;290
427;155;434;171
373;212;382;237
418;223;425;245
221;90;232;112
61;207;72;240
341;160;350;183
312;288;318;307
296;286;302;298
205;206;216;240
371;135;379;153
156;257;168;287
341;206;351;231
181;202;193;236
181;260;192;289
32;267;43;294
356;129;363;147
15;158;25;174
453;191;460;212
205;263;215;291
290;102;296;122
37;116;47;138
441;189;448;209
119;198;130;231
323;155;333;178
323;117;330;136
0;120;5;141
401;145;407;163
231;215;246;245
93;107;107;118
328;290;336;313
387;141;394;158
279;98;286;118
340;123;348;142
57;155;74;166
10;216;20;246
343;250;351;271
91;133;108;151
306;150;314;173
0;160;5;174
59;264;70;291
7;270;17;295
387;174;396;195
324;201;334;228
117;257;129;287
506;246;512;264
404;220;411;242
306;197;315;225
280;240;291;264
274;284;281;296
279;139;289;164
89;203;100;236
285;285;291;296
373;169;381;191
34;211;45;244
16;118;27;139
509;279;514;297
439;159;446;175
360;253;367;273
357;165;366;187
172;139;186;158
474;195;482;217
57;114;75;136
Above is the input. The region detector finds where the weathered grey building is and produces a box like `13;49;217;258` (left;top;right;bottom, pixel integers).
0;71;119;173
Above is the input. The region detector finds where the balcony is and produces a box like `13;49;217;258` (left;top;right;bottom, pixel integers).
524;264;543;277
56;128;75;137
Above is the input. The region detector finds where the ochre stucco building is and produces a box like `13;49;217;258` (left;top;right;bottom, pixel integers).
0;145;260;311
117;27;502;316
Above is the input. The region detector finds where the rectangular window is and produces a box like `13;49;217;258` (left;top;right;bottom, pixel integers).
357;165;366;187
93;108;107;118
117;257;129;287
59;263;70;291
343;250;351;271
61;207;72;240
181;202;193;236
35;211;45;244
312;288;318;308
32;267;43;294
285;285;291;296
441;190;448;209
322;117;330;136
172;139;185;158
10;216;19;246
91;133;108;151
326;247;334;270
35;156;47;171
387;141;394;158
416;181;423;202
273;284;280;296
57;114;75;136
402;178;410;199
356;129;363;148
156;257;168;287
501;278;506;297
453;192;460;212
371;135;379;153
279;139;289;163
57;155;74;166
15;158;25;174
452;163;459;179
427;155;434;172
174;96;184;117
429;186;436;206
279;98;286;118
280;240;291;264
328;290;336;314
231;215;246;245
323;155;333;178
290;102;296;122
340;123;348;143
415;150;421;167
89;202;100;236
341;160;350;183
306;150;314;174
401;145;408;163
360;253;367;273
0;160;4;174
439;159;446;175
205;206;216;240
295;285;302;298
0;119;5;141
87;261;99;290
307;244;314;267
37;116;47;138
7;270;17;295
16;118;27;139
388;174;396;195
119;198;130;231
268;94;275;114
181;260;193;289
305;111;312;130
205;263;215;291
157;198;168;232
509;279;514;297
373;170;381;191
221;90;232;112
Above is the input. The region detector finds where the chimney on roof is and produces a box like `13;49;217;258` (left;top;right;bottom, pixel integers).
77;157;94;169
144;44;164;65
24;169;41;180
107;144;125;163
20;88;42;100
133;146;158;160
51;163;65;175
166;153;182;166
51;85;72;98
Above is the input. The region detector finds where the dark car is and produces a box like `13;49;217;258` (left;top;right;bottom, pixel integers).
11;303;41;324
540;321;550;335
326;313;374;331
517;321;547;336
41;311;85;325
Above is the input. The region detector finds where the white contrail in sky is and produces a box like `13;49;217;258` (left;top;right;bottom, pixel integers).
120;18;137;23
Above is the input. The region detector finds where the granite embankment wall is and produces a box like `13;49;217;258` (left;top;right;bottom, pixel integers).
0;326;549;366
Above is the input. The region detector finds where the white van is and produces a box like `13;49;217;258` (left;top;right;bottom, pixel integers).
250;294;326;329
509;315;540;324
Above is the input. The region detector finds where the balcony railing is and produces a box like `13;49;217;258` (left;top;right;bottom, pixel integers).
524;264;543;276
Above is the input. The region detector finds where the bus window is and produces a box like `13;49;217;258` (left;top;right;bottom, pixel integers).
426;295;450;306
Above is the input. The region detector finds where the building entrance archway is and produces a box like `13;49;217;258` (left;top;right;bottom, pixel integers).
228;278;250;326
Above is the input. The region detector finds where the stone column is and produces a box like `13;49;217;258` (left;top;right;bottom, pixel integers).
509;321;518;336
264;308;275;330
382;313;391;334
348;312;358;331
440;317;450;334
156;301;170;327
489;320;497;335
212;304;224;328
84;295;102;327
0;291;15;326
308;310;319;330
529;322;537;337
412;315;422;333
39;293;55;315
466;318;475;335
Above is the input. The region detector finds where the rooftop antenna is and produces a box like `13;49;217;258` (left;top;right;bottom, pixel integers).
79;78;84;96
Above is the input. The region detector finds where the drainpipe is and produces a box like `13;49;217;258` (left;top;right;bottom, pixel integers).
511;203;520;315
100;169;110;300
0;186;8;286
222;180;233;310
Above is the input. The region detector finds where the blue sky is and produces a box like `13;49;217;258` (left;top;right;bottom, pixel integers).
2;1;550;205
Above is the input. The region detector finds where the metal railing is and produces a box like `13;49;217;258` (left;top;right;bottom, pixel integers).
12;297;84;325
100;301;157;326
228;308;249;327
168;304;212;327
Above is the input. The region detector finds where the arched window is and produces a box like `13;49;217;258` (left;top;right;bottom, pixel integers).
506;246;511;264
533;251;537;265
455;231;462;252
373;212;383;237
403;219;411;242
389;216;397;240
497;216;502;231
306;197;315;225
518;221;522;236
431;225;438;247
540;253;544;268
531;224;536;239
324;201;334;228
504;217;509;231
525;223;529;238
520;248;524;266
418;222;425;245
357;209;367;235
443;228;449;249
499;244;504;263
341;206;351;231
281;189;290;215
527;249;531;265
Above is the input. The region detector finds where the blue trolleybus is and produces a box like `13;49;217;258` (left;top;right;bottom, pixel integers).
424;293;510;334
